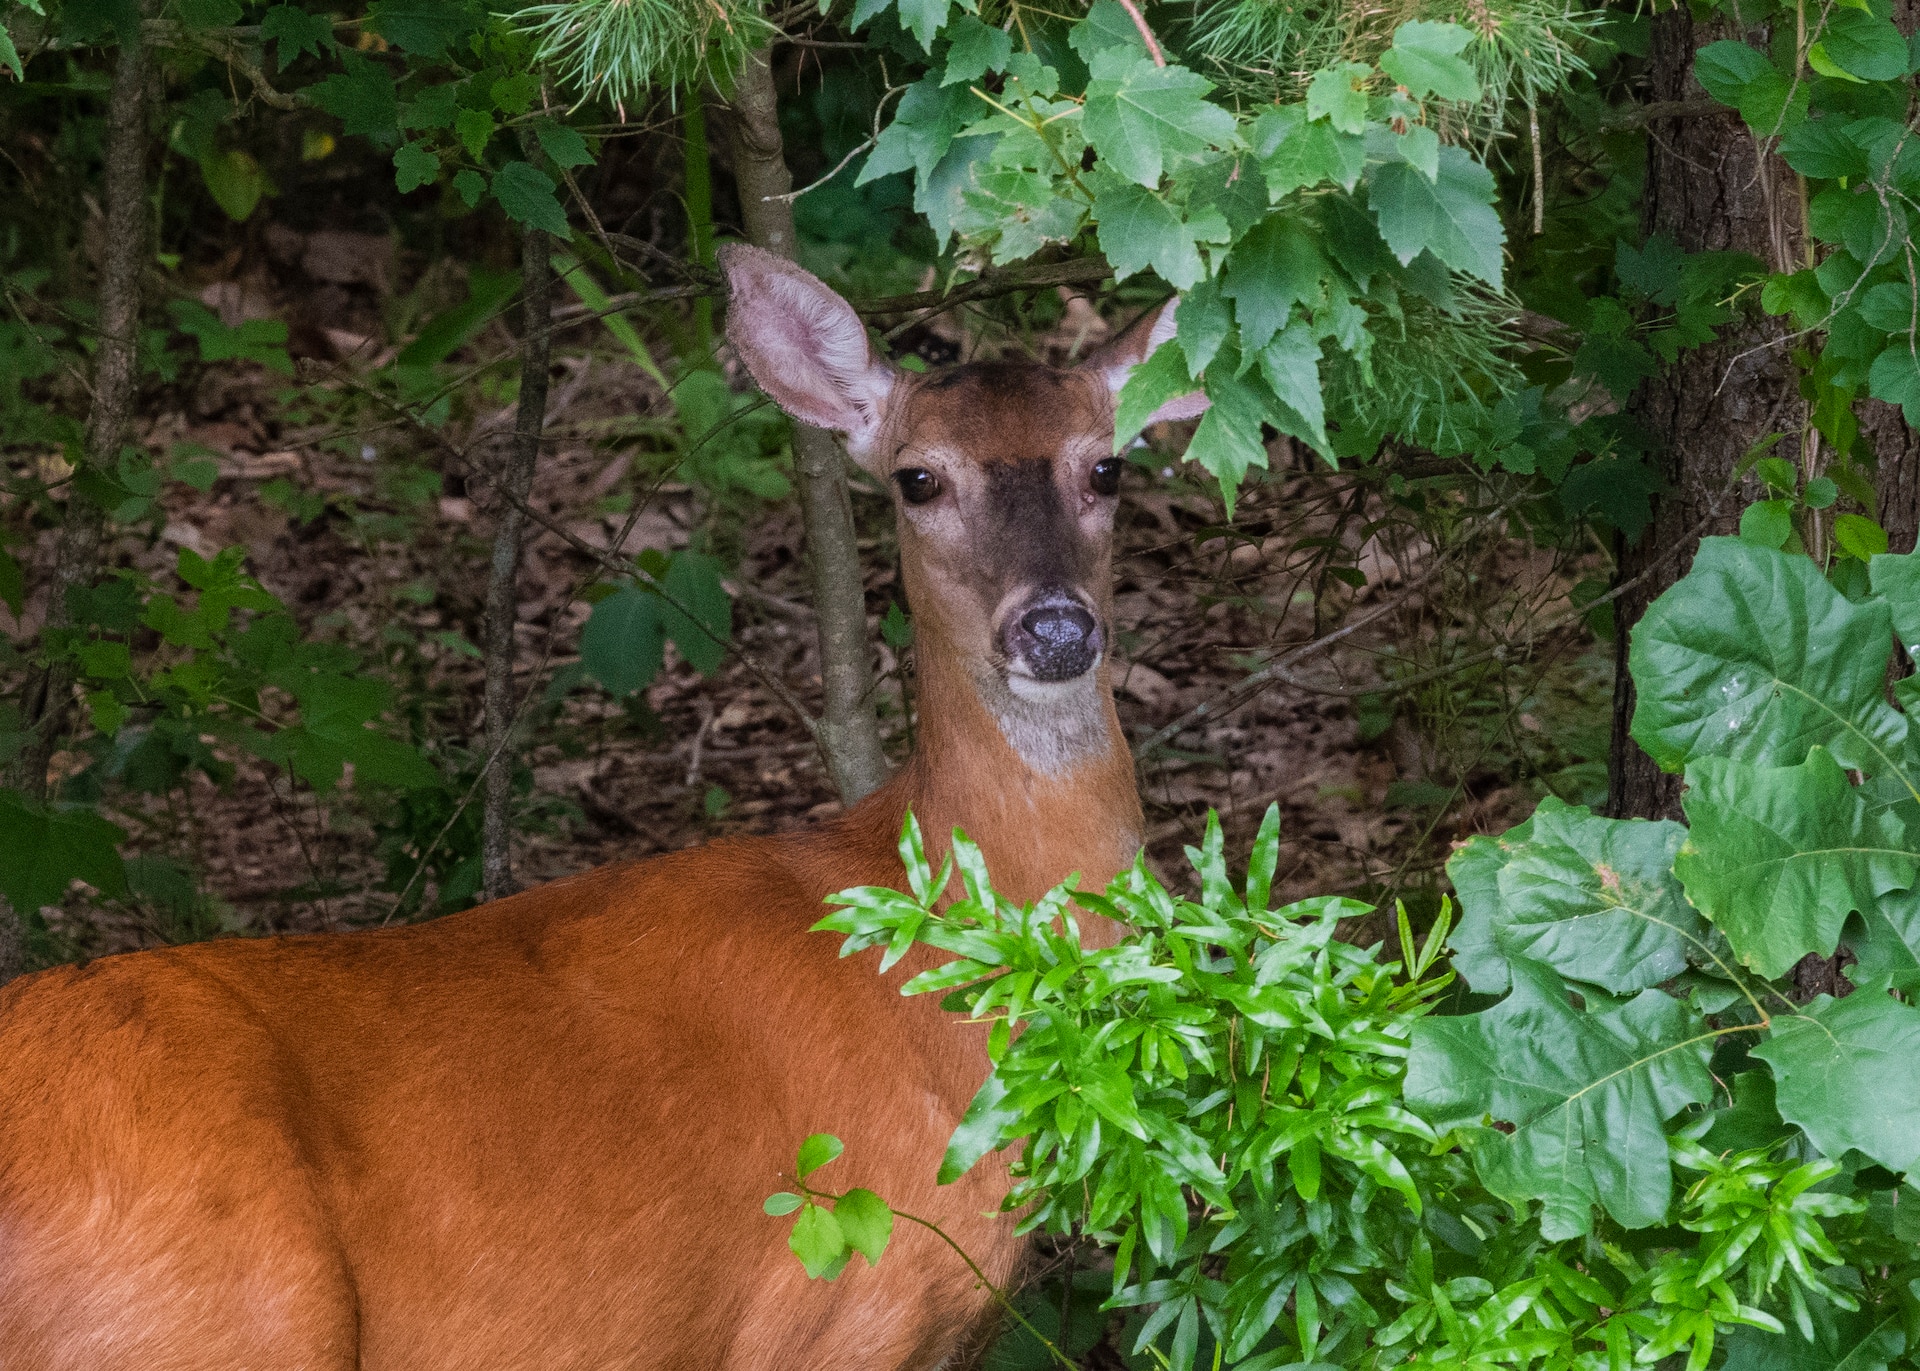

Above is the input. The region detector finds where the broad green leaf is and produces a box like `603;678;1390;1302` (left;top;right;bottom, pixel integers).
1778;117;1873;181
1739;498;1793;549
1174;276;1231;377
364;0;479;59
260;4;335;63
1628;538;1908;779
1187;362;1271;515
1813;9;1911;81
861;78;978;186
1858;282;1916;335
1256;321;1326;451
940;1072;1019;1182
788;1202;847;1278
579;585;665;697
1454;798;1704;996
1221;215;1324;354
1306;62;1372;135
1722;1312;1905;1371
1868;342;1920;424
455;107;494;160
492;161;570;236
0;792;127;910
796;1131;845;1179
534;122;594;170
833;1187;894;1264
1445;821;1522;993
1694;41;1805;132
1091;177;1204;287
896;0;949;51
1869;550;1920;653
453;169;487;209
198;149;267;222
1366;147;1504;288
658;552;732;676
310;54;401;138
1407;958;1713;1238
393;142;440;193
942;14;1011;85
1083;51;1237;188
0;25;18;80
1675;748;1917;978
489;72;540;116
1114;340;1195;448
1378;21;1481;102
763;1191;803;1215
1251;105;1365;195
1755;990;1920;1173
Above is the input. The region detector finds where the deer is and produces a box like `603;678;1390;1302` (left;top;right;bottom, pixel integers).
0;245;1209;1371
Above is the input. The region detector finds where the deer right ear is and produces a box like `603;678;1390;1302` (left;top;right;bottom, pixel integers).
719;245;899;458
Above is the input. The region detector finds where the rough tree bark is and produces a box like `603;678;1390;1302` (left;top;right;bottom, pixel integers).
480;223;554;902
724;46;891;805
1;23;152;984
1604;8;1805;822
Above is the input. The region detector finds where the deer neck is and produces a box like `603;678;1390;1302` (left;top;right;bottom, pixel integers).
859;631;1143;931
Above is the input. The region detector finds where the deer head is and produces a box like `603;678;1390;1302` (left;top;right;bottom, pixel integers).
720;245;1206;780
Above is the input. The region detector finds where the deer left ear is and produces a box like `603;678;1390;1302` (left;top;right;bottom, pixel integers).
1084;299;1210;425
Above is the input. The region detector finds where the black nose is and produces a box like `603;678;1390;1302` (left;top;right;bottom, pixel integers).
1014;599;1100;681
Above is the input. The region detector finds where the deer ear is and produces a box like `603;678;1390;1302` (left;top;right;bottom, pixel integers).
1085;299;1211;425
720;245;899;457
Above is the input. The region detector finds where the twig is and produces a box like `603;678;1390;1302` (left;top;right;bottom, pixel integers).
762;136;874;204
1111;0;1166;65
856;256;1113;316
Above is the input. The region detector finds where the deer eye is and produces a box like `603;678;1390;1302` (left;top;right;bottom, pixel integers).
1090;458;1124;497
895;468;941;505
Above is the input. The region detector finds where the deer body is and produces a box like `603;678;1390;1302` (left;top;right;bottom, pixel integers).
0;249;1204;1370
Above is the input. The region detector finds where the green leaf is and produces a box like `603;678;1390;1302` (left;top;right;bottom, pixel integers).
310;54;401;138
1778;117;1872;181
454;107;494;160
1453;798;1705;996
1754;990;1920;1173
833;1187;894;1265
860;77;976;186
1366;146;1505;288
1306;62;1372;135
489;72;540;116
1114;340;1195;448
168;300;293;375
534;121;594;169
0;25;19;81
1252;104;1364;195
796;1131;845;1179
492;161;570;236
1378;21;1481;102
1833;512;1889;561
1083;51;1237;188
1221;214;1324;354
260;3;333;63
198;149;267;222
896;0;950;51
788;1202;848;1278
1869;550;1920;652
1858;282;1916;335
1739;498;1794;549
579;585;665;697
1694;41;1805;132
1627;538;1907;777
1675;748;1916;979
364;0;479;59
1814;9;1911;81
1722;1311;1906;1371
1090;177;1204;287
939;1072;1018;1183
658;552;731;676
0;792;127;910
1256;321;1326;451
1174;276;1231;376
1408;958;1713;1238
1187;363;1271;516
394;141;440;193
942;13;1011;85
763;1191;804;1216
1867;342;1920;424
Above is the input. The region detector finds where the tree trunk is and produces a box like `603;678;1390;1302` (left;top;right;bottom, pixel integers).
480;224;554;902
725;46;891;805
2;25;152;984
1604;8;1803;822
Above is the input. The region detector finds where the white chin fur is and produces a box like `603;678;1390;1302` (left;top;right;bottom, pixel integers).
1006;662;1101;703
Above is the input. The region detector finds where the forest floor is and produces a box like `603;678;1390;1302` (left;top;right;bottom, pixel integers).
17;229;1616;957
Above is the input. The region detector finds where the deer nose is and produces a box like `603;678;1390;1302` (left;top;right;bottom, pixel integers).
1011;596;1101;681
